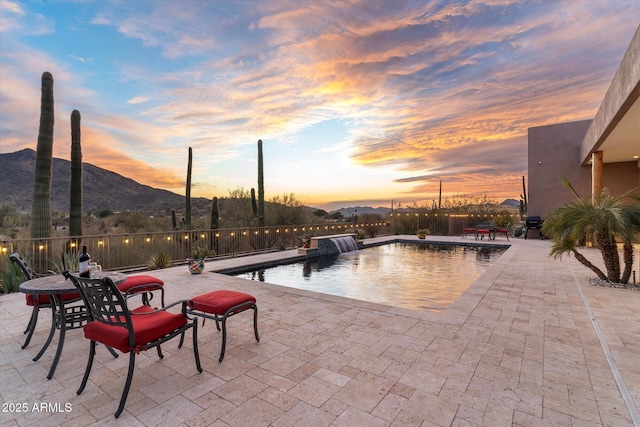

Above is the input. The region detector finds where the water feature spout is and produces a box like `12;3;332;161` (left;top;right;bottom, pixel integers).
330;236;358;253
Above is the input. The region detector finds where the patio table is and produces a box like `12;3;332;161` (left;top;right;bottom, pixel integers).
19;271;126;379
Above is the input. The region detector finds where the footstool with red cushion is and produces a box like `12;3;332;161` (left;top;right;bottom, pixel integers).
186;290;259;362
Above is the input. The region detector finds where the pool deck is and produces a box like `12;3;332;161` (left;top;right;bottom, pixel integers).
1;235;639;426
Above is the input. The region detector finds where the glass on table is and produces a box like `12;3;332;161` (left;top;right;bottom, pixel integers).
89;262;103;278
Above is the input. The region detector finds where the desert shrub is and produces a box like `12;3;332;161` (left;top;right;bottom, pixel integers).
148;252;172;270
0;256;23;293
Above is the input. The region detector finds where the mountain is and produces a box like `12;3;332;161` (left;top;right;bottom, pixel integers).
500;199;520;208
329;206;392;216
0;148;211;215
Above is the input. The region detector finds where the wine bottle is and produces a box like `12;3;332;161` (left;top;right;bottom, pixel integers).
79;245;91;278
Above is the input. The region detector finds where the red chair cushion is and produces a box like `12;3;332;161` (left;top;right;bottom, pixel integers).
25;292;81;306
117;275;164;294
83;305;186;353
189;290;256;315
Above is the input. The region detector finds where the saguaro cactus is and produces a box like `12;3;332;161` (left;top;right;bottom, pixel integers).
251;188;258;219
210;196;219;229
171;209;178;230
69;110;83;237
185;147;192;230
31;72;54;241
257;139;265;227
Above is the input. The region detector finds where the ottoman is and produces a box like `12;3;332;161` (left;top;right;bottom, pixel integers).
187;290;259;362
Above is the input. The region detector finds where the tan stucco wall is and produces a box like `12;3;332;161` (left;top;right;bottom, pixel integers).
603;160;640;197
529;120;639;218
528;121;592;218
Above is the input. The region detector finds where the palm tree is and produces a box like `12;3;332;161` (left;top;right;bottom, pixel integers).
620;204;640;283
542;179;639;284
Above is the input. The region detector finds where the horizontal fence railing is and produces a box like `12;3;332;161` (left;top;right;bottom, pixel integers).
0;212;511;275
0;222;375;274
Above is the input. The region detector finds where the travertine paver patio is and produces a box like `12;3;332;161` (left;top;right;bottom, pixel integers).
1;235;638;426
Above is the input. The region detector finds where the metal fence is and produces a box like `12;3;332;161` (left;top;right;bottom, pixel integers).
0;222;373;274
0;211;516;275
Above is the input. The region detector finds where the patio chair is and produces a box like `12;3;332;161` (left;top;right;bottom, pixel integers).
10;252;82;349
475;222;492;240
494;222;511;240
60;254;165;307
524;216;544;239
462;223;477;240
63;271;202;418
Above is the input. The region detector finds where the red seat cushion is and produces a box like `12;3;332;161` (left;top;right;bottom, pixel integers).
117;275;164;294
83;305;186;353
26;292;81;306
189;290;256;315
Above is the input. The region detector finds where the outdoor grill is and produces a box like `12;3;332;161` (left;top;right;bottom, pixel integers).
524;216;544;239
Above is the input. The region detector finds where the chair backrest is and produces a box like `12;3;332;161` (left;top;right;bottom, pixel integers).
9;252;36;281
63;271;132;330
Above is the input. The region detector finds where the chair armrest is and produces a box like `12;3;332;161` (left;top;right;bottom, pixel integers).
122;283;163;296
129;300;186;315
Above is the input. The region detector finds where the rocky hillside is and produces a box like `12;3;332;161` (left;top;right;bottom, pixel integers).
0;148;210;215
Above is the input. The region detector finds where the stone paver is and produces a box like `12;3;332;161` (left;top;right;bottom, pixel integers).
1;235;638;426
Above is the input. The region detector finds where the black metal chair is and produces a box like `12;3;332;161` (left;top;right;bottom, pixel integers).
494;222;511;240
63;271;202;418
524;216;544;239
10;252;82;350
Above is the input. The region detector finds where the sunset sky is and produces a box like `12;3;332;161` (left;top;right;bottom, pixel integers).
1;1;639;211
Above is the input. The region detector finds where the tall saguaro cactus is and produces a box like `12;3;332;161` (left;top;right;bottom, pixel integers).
210;197;219;229
69;110;83;237
185;147;192;230
251;188;258;219
31;72;54;241
257;139;265;227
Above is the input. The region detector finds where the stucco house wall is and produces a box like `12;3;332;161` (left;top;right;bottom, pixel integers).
529;119;639;218
528;120;592;218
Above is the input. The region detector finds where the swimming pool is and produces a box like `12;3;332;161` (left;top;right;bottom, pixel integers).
233;242;507;312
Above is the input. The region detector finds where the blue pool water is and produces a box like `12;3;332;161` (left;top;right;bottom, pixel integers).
233;242;507;312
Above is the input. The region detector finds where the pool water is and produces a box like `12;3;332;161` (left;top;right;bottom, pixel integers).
233;242;507;312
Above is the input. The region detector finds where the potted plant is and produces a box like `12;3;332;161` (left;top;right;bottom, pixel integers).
187;246;214;274
300;232;312;248
416;229;430;239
